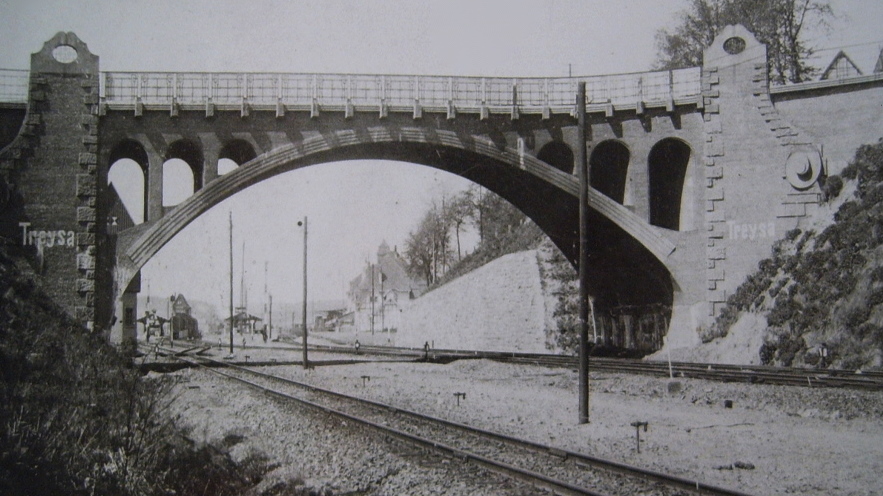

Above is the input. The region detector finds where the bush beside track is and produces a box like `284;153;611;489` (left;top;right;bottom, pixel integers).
0;247;313;495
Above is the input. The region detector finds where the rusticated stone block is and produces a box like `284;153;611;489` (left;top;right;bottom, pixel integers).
78;152;97;165
77;253;95;270
75;306;94;322
76;278;95;292
708;246;726;260
76;173;96;196
706;142;724;157
77;232;95;246
707;289;727;302
77;206;96;222
707;186;724;201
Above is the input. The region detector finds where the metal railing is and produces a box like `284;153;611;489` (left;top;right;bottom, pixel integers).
0;67;703;114
0;69;29;104
99;68;702;114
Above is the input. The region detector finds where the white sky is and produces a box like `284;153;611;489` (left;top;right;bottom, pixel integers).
2;0;881;312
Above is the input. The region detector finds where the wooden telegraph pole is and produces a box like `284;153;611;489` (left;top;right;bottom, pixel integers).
577;81;591;424
299;217;309;369
228;211;234;355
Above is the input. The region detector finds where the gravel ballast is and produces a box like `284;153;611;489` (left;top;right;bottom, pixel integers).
164;349;883;496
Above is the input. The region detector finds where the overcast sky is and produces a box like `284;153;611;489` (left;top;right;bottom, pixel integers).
2;0;881;313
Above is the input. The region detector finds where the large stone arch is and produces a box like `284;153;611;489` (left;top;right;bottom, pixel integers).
112;129;682;345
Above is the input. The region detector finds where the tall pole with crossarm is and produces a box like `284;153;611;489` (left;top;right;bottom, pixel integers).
577;81;590;424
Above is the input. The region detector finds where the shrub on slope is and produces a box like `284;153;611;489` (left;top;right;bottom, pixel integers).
713;139;883;370
0;248;288;495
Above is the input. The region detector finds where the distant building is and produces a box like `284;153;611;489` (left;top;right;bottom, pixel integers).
225;308;262;334
346;241;426;333
170;293;199;340
820;50;863;80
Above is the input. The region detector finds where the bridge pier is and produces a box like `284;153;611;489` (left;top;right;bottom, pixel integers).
146;145;164;221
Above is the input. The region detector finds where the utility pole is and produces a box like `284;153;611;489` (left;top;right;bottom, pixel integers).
299;216;309;369
370;263;375;335
577;81;591;424
380;270;385;332
228;211;234;355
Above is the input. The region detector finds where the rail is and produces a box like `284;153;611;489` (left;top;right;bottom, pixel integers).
157;344;752;496
97;68;701;115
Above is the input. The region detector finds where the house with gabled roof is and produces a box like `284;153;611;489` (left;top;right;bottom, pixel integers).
345;241;426;333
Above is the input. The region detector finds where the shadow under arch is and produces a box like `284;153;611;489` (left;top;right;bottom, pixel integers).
220;139;257;165
590;139;630;205
536;141;574;175
648;137;692;231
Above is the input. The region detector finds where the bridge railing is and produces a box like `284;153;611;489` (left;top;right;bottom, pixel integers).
0;67;702;112
0;69;29;104
99;68;702;114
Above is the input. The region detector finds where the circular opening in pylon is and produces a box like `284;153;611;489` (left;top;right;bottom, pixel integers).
52;45;78;64
723;37;746;55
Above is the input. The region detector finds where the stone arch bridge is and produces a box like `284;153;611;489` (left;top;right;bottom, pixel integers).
1;27;881;350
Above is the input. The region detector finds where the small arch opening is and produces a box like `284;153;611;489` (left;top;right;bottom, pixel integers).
589;140;630;204
536;141;574;175
166;140;204;190
162;159;195;207
648;138;691;230
108;140;149;224
108;159;145;224
218;140;256;176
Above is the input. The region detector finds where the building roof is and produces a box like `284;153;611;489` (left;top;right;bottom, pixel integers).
224;311;262;324
105;183;136;234
347;241;426;307
820;50;863;80
172;293;191;314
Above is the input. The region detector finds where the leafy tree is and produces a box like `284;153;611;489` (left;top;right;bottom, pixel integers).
654;0;834;84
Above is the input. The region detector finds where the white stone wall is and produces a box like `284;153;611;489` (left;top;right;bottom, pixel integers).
398;250;547;352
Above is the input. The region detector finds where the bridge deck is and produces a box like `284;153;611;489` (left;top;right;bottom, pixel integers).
1;67;702;115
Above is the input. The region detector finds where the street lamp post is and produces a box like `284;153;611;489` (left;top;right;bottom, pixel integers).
298;216;309;369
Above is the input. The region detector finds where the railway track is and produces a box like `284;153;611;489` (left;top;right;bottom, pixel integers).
155;344;753;496
300;343;883;391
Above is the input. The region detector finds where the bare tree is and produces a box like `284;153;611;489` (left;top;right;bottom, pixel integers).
403;202;454;285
